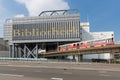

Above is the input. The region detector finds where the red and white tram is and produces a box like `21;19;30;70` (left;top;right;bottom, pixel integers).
58;38;114;51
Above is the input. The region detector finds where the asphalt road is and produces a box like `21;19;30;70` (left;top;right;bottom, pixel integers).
0;61;120;80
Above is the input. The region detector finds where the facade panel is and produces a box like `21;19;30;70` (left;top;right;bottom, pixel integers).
12;14;81;42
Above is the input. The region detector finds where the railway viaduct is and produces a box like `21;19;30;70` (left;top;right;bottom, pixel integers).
40;44;120;62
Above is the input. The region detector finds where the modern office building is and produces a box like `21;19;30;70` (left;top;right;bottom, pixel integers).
4;9;81;58
3;9;114;59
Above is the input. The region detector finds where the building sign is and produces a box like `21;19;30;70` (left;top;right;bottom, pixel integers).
12;21;80;41
13;27;78;37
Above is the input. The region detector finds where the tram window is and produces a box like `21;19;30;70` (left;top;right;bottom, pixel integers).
77;43;79;47
90;42;94;46
87;42;90;45
106;40;108;44
66;46;68;50
108;39;111;44
106;39;110;44
73;44;76;46
77;43;80;49
111;38;113;40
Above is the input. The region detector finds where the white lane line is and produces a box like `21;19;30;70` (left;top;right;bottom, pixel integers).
40;66;49;68
0;73;24;77
35;71;42;73
99;74;111;77
98;71;107;73
51;77;63;80
10;69;17;71
63;72;72;74
7;65;31;67
7;65;49;68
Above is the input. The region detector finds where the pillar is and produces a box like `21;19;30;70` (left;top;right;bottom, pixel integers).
9;45;12;58
36;43;38;58
74;54;83;62
24;44;26;58
18;46;21;58
109;53;114;63
12;44;15;58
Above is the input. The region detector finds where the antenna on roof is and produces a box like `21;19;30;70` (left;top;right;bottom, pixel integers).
87;14;90;26
87;14;90;23
39;9;79;16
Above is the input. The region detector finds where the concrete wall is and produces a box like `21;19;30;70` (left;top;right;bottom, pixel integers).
0;51;9;57
0;38;9;57
0;38;8;51
83;53;113;60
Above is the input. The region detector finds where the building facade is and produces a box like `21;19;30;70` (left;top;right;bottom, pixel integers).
3;9;114;59
4;10;82;58
81;22;114;61
80;22;114;41
12;14;81;43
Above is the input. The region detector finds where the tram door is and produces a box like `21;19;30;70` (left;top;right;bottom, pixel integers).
77;43;80;49
90;41;94;47
106;39;112;45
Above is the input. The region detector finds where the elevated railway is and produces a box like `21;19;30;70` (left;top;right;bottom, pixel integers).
40;44;120;61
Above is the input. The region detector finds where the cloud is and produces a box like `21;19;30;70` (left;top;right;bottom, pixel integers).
14;14;25;17
15;0;70;16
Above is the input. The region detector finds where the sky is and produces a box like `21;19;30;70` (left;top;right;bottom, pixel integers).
0;0;120;43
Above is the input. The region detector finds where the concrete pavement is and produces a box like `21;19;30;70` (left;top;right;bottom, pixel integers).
0;65;120;80
0;61;120;72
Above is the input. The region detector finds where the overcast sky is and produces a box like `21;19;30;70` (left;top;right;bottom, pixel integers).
0;0;120;42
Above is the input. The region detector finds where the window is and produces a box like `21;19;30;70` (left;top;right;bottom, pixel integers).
73;44;76;46
112;34;114;36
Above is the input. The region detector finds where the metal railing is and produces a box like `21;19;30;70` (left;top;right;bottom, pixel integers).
0;57;77;62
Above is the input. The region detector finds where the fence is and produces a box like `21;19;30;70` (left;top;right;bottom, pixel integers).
0;57;77;62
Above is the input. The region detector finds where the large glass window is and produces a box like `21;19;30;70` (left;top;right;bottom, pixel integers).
12;16;80;41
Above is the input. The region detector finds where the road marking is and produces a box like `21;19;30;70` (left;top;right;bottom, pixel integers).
40;66;49;68
11;69;17;70
63;72;72;74
35;71;42;73
0;73;24;77
7;65;49;68
7;64;27;67
99;74;111;77
51;77;63;80
98;71;107;73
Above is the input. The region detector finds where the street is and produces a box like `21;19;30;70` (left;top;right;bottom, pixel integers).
0;61;120;80
0;66;120;80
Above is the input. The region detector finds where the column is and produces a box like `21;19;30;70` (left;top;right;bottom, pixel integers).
12;44;15;58
74;54;83;62
36;43;38;58
24;44;26;58
9;45;12;58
